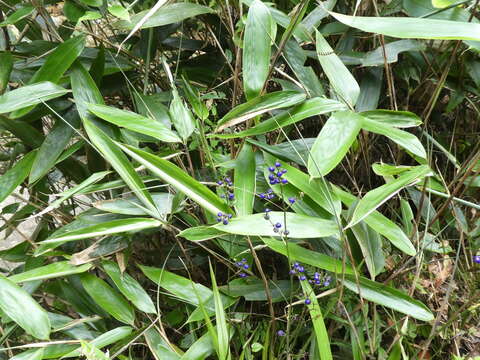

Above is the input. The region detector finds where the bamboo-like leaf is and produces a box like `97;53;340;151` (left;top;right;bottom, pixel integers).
10;349;44;360
9;262;92;283
234;144;256;216
360;110;422;128
117;143;231;216
216;91;306;132
0;275;51;340
329;11;480;41
0;150;36;203
341;275;434;321
88;103;181;143
347;165;433;228
209;262;230;360
0;52;13;94
315;30;359;107
243;0;274;99
308;111;363;177
80;273;135;325
145;328;182;360
169;89;196;142
0;82;69;114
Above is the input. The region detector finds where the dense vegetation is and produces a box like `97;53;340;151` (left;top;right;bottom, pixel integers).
0;0;479;358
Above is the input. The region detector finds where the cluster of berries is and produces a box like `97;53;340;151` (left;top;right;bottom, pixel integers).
216;212;233;225
235;258;249;278
263;208;289;236
258;188;275;201
268;162;288;185
290;263;332;286
217;177;234;201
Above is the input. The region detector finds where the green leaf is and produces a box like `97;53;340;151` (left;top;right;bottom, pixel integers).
315;30;359;107
329;11;480;41
94;193;173;216
108;5;130;21
300;280;332;360
10;349;44;360
180;328;219;360
213;212;338;238
234;144;256;216
262;237;353;274
333;186;416;256
341;275;434;321
363;118;427;159
360;110;422;128
117;143;231;216
308;111;363;177
169;89;196;142
71;61;104;122
11;35;85;118
79;0;102;7
243;0;274;99
220;278;294;302
88;103;181;143
80;273;135;325
0;52;13;94
9;262;92;283
0;150;36;203
350;221;385;278
209;262;230;360
178;226;226;241
347;165;432;228
0;6;34;26
0;82;69;114
214;97;346;139
145;328;182;360
78;11;102;22
115;3;214;30
216;91;306;132
103;260;157;314
83;120;160;218
0;274;51;340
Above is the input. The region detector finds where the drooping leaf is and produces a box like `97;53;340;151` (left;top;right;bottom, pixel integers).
10;349;44;360
0;274;51;340
341;275;434;321
145;328;182;360
108;4;130;20
0;82;69;114
234;144;256;216
347;165;432;228
117;143;231;216
103;260;157;314
360;110;422;128
80;273;135;325
243;0;274;99
308;111;363;177
315;30;359;107
350;221;385;278
88;103;181;143
216;91;306;132
9;262;92;283
94;193;173;216
169;89;196;142
0;151;36;204
0;52;13;94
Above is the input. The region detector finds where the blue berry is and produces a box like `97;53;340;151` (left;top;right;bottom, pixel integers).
228;193;234;200
268;166;275;172
281;169;287;174
268;174;275;180
474;255;480;264
225;177;231;182
277;330;286;337
239;272;247;278
299;275;306;281
220;194;226;198
281;179;288;184
283;230;290;236
289;269;296;275
269;180;276;185
314;272;320;279
276;171;283;177
267;189;273;194
228;214;233;218
217;180;223;185
305;299;311;305
241;258;247;262
217;217;222;222
243;264;249;269
259;193;266;199
315;280;321;285
264;208;271;213
275;162;281;167
324;281;330;286
223;219;229;225
298;266;304;273
217;212;223;217
288;197;296;204
275;222;282;228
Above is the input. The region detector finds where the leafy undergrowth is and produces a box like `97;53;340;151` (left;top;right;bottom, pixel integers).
0;0;479;359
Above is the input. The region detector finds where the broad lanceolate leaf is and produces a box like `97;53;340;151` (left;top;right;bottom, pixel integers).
363;118;427;159
213;212;338;238
214;97;346;139
308;111;363;177
234;144;256;216
216;91;306;132
360;109;422;128
103;260;156;314
11;35;86;118
178;226;226;241
169;89;196;142
0;150;36;203
9;262;92;283
262;237;353;274
80;273;135;325
243;0;274;99
0;5;34;26
94;193;173;216
300;280;332;360
115;2;214;29
83;120;160;218
350;221;385;279
0;274;51;339
88;103;181;143
315;30;359;107
329;11;480;41
10;349;44;360
145;328;182;360
0;82;69;114
333;186;416;255
347;165;432;228
0;52;13;94
39;217;161;245
117;143;231;216
342;275;434;321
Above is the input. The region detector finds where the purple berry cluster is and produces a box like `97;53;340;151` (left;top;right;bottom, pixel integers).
262;208;289;236
217;177;235;202
268;162;288;185
290;263;332;287
217;212;233;225
235;258;249;278
258;188;275;201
